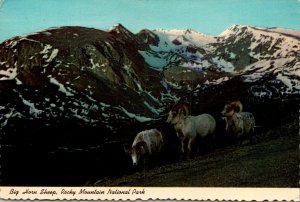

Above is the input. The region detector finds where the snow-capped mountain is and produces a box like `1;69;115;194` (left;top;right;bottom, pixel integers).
217;25;300;97
137;28;217;70
0;24;299;138
138;25;300;98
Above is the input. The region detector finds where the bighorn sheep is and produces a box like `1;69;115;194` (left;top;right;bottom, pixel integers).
166;103;216;159
221;101;255;145
123;129;163;169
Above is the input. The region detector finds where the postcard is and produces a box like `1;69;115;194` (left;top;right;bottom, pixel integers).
0;0;299;201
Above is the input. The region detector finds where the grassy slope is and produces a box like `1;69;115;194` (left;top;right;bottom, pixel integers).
94;120;298;187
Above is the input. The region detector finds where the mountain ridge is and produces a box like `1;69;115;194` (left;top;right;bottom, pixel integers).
0;24;299;133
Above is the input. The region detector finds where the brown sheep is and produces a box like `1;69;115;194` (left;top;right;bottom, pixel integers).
123;129;163;169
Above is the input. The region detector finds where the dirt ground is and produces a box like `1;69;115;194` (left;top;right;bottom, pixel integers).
94;121;298;187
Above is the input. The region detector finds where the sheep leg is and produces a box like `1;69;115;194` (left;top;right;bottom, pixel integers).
230;133;238;147
249;127;255;144
181;140;185;154
249;133;253;144
237;132;243;146
186;137;193;160
143;157;149;171
206;133;215;152
179;140;185;161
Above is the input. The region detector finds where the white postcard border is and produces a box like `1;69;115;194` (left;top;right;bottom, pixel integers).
0;187;299;201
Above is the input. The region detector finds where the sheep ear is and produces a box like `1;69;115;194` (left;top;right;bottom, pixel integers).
123;143;132;154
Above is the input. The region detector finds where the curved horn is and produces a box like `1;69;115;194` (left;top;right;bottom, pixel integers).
231;100;243;113
172;103;189;116
181;104;189;116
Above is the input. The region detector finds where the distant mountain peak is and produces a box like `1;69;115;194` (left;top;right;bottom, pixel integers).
218;24;251;37
137;29;160;46
108;23;146;48
109;23;131;35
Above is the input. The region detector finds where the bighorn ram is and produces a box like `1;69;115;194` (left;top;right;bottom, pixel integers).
166;103;216;159
123;129;163;169
221;101;255;145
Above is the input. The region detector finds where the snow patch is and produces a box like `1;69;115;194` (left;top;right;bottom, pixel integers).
204;77;230;85
229;52;236;59
0;67;17;80
49;77;74;96
5;37;41;49
138;50;169;70
277;73;300;90
16;78;23;85
19;95;43;117
250;86;273;98
6;40;18;48
89;58;100;69
120;107;153;122
153;28;216;50
45;49;59;63
212;57;235;72
139;28;216;71
267;28;300;38
0;107;23;127
40;44;52;54
242;72;265;83
144;101;160;115
100;102;110;108
160;91;180;103
42;32;52;36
